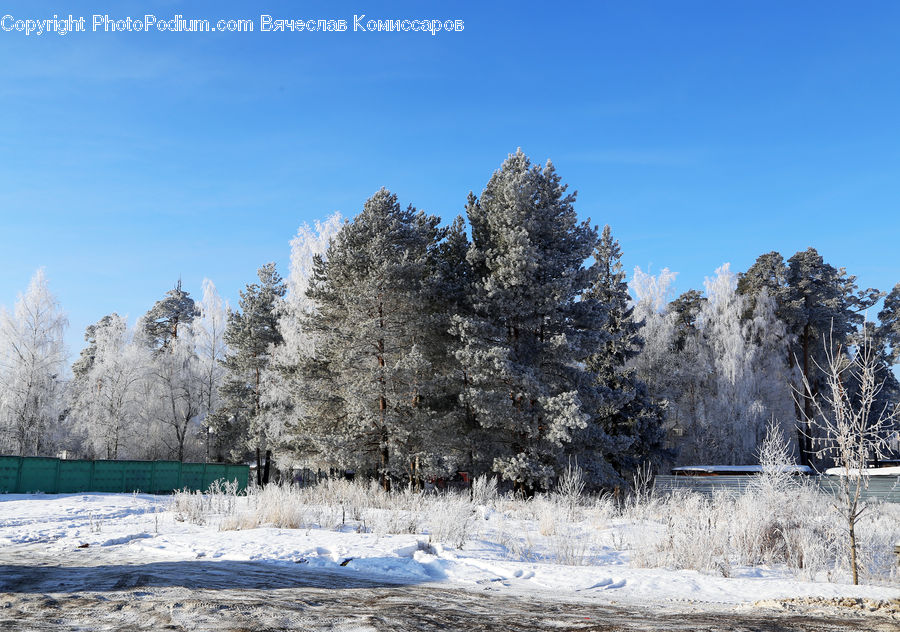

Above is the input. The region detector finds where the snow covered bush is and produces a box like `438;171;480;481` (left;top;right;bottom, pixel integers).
471;475;499;506
423;494;476;549
172;478;241;526
553;461;586;522
165;474;899;583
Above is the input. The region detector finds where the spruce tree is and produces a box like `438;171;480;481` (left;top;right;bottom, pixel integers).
581;226;666;481
452;150;606;493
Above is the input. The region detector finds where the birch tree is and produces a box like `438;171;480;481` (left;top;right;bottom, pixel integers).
264;213;343;468
194;279;228;461
69;314;149;459
0;269;68;456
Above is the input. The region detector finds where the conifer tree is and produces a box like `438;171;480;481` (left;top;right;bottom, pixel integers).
138;282;203;462
738;248;880;466
582;226;666;480
428;214;480;478
452;150;606;493
878;282;900;365
294;190;444;490
214;263;285;478
141;280;197;351
263;214;344;471
71;313;119;382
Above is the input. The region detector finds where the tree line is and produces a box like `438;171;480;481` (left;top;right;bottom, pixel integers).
1;150;898;491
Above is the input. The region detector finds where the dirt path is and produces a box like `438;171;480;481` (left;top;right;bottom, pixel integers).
0;545;896;631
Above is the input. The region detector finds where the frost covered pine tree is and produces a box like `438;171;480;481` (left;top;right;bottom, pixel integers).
580;225;666;482
294;190;444;490
452;151;607;493
214;263;285;480
738;248;881;466
427;213;480;477
139;281;203;462
878;282;900;366
0;269;68;456
141;279;197;351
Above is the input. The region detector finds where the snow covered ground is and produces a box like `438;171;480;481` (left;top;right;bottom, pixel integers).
1;489;897;609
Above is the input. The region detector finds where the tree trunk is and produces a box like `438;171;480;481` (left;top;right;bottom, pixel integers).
514;480;536;499
256;447;262;486
849;511;858;585
802;327;812;465
263;449;272;485
377;295;390;493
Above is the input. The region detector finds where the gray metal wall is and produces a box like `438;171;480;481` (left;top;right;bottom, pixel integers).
654;474;900;503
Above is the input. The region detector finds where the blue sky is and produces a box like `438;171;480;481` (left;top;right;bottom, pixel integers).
1;1;899;354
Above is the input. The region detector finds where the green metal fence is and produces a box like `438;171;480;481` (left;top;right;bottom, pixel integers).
0;456;249;494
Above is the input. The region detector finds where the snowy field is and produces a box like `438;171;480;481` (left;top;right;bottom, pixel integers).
1;481;897;611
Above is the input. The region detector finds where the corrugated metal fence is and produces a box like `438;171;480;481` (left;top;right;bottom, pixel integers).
0;456;249;494
654;474;900;503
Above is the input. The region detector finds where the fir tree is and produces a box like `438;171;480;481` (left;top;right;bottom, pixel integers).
582;226;667;481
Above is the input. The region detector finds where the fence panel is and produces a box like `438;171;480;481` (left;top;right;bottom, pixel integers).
92;460;127;492
18;457;59;493
151;461;181;493
179;463;206;491
202;464;227;489
124;461;153;493
226;465;250;492
58;460;93;493
0;456;21;493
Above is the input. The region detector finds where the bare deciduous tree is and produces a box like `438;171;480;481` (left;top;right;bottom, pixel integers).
797;327;898;584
